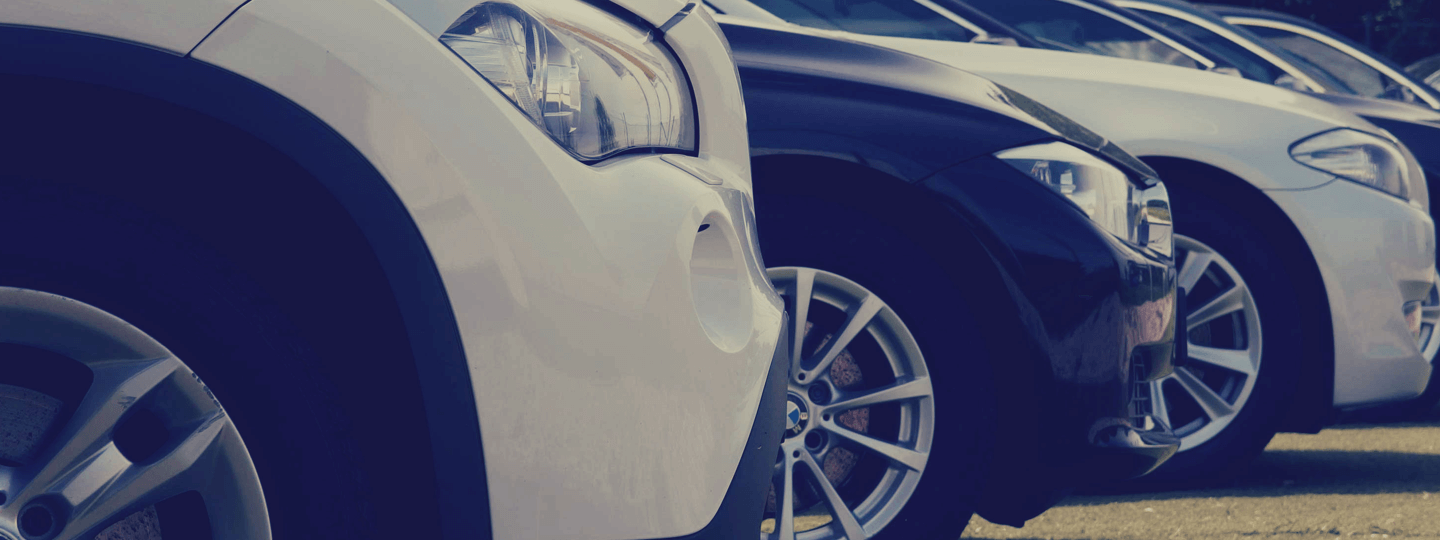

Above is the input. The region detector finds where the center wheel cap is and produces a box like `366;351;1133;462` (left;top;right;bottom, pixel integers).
785;394;809;438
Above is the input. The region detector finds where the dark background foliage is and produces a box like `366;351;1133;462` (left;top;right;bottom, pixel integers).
1204;0;1440;64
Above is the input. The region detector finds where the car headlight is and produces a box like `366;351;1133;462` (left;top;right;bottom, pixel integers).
1290;129;1409;200
441;0;697;161
996;141;1163;252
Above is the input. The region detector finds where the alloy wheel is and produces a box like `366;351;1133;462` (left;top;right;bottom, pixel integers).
1159;235;1264;451
0;287;269;539
761;267;934;540
1417;272;1440;364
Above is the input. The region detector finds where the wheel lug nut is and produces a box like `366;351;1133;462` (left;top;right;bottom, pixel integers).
805;430;827;450
19;499;64;540
808;384;831;405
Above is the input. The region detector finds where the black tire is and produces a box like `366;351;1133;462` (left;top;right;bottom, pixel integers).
755;184;992;539
1135;189;1307;487
0;180;445;539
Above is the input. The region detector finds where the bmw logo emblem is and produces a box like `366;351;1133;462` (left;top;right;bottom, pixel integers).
785;395;809;438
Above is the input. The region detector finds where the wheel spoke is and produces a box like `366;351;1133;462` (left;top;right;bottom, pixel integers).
790;268;816;375
799;294;884;383
12;357;180;504
797;450;867;540
776;443;798;540
1177;250;1215;292
1149;378;1171;428
1173;368;1235;421
1422;305;1440;325
823;378;932;413
61;410;230;539
825;423;926;472
1187;285;1246;330
1186;344;1256;375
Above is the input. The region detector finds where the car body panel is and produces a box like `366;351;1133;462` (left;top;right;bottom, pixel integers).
0;0;242;54
0;0;781;539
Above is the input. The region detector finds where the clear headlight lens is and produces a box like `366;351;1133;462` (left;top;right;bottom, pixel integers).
1290;129;1409;200
996;141;1151;248
441;0;696;161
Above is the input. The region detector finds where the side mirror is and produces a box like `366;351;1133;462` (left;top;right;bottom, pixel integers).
971;35;1020;47
1210;66;1243;78
1273;74;1309;91
1381;82;1418;103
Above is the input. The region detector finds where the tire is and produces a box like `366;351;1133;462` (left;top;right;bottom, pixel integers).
1136;190;1307;487
0;180;444;539
754;188;992;540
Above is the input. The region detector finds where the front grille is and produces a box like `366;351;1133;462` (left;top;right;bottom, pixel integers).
1128;352;1155;422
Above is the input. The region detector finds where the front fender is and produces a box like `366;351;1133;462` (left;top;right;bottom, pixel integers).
0;0;241;54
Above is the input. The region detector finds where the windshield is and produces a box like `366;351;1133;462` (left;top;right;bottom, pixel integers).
962;0;1199;69
745;0;978;41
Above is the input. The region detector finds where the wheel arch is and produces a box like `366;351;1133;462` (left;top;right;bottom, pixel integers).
1143;155;1335;433
750;153;1064;525
0;24;491;539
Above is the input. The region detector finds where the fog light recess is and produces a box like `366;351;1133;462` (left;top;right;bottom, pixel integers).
689;213;752;352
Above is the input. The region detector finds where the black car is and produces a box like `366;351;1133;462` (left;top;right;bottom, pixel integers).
719;17;1181;539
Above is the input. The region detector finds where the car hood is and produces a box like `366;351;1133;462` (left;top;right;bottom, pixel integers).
860;36;1374;133
718;17;1157;178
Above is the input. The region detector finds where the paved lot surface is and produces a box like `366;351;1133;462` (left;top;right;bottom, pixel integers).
963;406;1440;539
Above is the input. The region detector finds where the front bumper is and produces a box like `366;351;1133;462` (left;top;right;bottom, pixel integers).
658;316;789;540
1042;242;1181;487
922;156;1179;524
1265;178;1437;407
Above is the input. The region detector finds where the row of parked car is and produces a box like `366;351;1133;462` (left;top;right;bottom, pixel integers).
0;0;1434;539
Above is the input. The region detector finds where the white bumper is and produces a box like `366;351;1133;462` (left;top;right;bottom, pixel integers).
1267;179;1436;407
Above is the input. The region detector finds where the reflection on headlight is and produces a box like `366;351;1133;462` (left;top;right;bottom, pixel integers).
1291;128;1409;200
997;142;1140;245
442;0;697;160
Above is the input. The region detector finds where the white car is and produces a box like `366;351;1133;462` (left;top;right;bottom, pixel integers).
0;1;785;539
707;9;1437;484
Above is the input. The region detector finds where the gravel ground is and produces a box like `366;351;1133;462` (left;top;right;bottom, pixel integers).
963;406;1440;539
